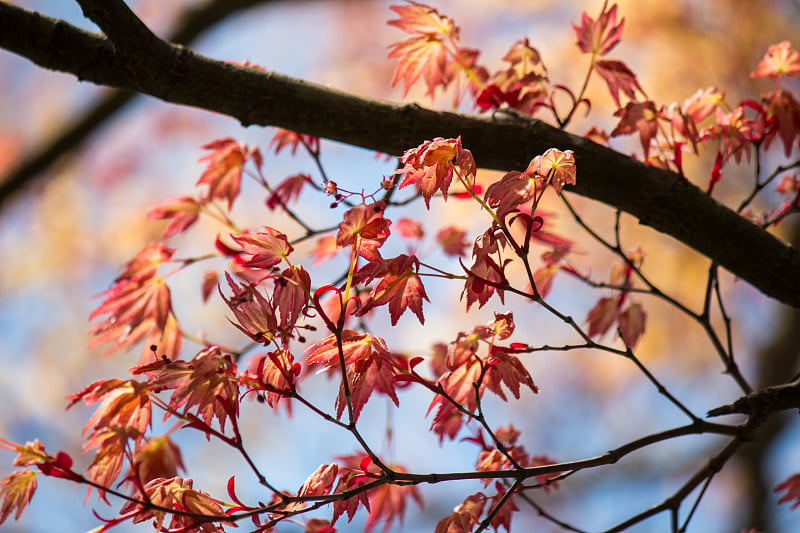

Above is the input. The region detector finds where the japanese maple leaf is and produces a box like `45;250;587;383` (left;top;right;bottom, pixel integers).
611;100;659;159
618;302;646;348
434;492;486;533
436;226;469;257
123;435;185;489
310;234;340;264
594;59;644;109
197;137;262;210
394;217;424;239
305;331;399;421
573;3;625;57
136;347;240;432
270;128;319;156
266;173;310;210
703;106;756;163
586;296;620;338
119;477;226;532
487;486;520;532
765;89;800;156
83;428;126;503
146;196;201;238
387;3;458;98
91;276;171;334
284;463;338;512
484;170;538;217
335;454;423;533
776;473;800;509
462;229;510;311
395;137;476;208
533;148;577;195
67;379;152;441
273;265;311;333
336;201;391;261
0;470;37;525
357;254;429;325
751;41;800;79
427;356;482;440
116;242;175;283
485;346;539;401
246;349;301;412
480;38;549;115
231;226;293;270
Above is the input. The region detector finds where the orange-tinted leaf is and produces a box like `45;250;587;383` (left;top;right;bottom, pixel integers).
138;347;239;431
751;41;800;79
595;59;643;109
119;477;226;532
310;235;340;264
394;217;424;239
285;463;338;512
305;331;399;421
197;138;261;210
534;148;577;195
231;227;293;270
436;226;469;257
146;195;201;238
270;128;319;156
586;296;620;339
274;265;311;333
387;3;458;98
618;302;646;348
67;379;152;441
359;254;429;325
434;492;486;533
266;173;310;210
611;101;659;159
573;3;625;56
395;138;475;208
336;202;391;261
124;435;185;489
485;347;539;400
0;470;37;525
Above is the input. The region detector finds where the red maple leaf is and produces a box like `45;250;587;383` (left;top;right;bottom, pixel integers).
357;254;429;325
231;226;294;270
270;128;319;156
485;346;539;401
611;100;659;159
310;234;340;265
197;137;262;210
305;331;400;421
135;347;240;432
751;41;800;79
266;173;310;210
776;473;800;509
0;470;37;525
395;137;476;208
335;454;423;533
436;226;469;257
594;59;643;109
146;195;201;238
336;201;391;261
573;3;625;57
387;3;459;98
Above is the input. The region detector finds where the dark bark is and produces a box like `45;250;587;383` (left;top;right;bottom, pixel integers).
0;1;798;307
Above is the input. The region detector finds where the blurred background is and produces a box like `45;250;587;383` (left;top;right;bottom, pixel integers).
1;0;800;531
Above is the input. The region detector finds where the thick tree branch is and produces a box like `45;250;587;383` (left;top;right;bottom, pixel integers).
0;0;292;208
0;1;798;307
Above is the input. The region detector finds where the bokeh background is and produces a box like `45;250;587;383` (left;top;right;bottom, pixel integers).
1;0;800;531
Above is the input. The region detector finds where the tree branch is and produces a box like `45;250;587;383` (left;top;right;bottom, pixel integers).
0;1;798;307
0;0;293;209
